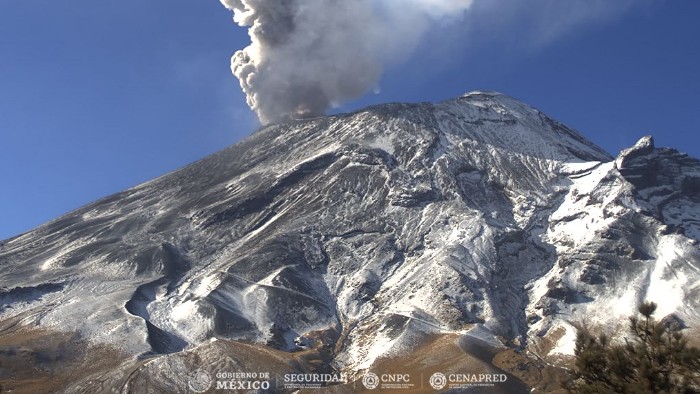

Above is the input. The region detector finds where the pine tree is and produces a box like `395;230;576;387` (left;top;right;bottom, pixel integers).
567;301;700;393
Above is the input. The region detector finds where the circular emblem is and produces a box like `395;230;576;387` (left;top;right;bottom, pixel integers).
429;372;447;390
362;372;380;390
188;369;213;393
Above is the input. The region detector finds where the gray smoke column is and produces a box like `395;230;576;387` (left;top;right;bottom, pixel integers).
220;0;472;124
219;0;647;125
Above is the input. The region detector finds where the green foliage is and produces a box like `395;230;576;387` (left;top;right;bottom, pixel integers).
567;301;700;394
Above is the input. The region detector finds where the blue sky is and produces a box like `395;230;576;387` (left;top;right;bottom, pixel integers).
1;1;699;240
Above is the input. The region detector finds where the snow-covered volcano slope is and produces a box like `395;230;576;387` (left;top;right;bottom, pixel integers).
1;92;699;371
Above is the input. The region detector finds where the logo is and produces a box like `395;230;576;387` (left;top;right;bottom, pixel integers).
429;372;447;390
213;371;272;390
362;372;380;390
283;373;348;389
188;369;213;393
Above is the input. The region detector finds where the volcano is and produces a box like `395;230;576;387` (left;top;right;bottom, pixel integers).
1;92;699;393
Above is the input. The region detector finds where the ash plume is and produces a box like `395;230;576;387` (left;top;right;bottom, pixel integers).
220;0;472;124
220;0;653;125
